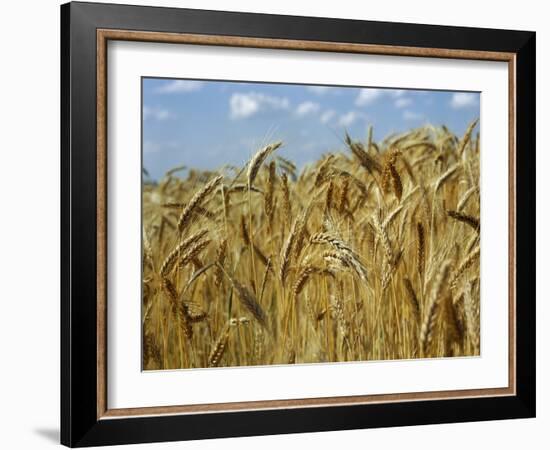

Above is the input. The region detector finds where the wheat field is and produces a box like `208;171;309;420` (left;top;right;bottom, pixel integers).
142;122;480;370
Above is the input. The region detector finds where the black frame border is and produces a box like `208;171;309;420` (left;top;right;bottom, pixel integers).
61;2;535;447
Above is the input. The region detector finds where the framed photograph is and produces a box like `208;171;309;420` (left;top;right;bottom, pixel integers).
61;1;536;447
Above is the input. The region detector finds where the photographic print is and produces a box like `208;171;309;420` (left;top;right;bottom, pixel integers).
141;78;481;370
62;6;535;444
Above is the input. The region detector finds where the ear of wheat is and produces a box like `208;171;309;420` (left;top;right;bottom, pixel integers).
224;273;268;329
247;142;282;187
420;261;451;355
177;175;223;234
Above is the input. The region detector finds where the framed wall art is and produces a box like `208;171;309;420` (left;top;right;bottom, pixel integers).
61;1;536;447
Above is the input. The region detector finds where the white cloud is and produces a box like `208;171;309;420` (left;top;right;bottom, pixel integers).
355;88;383;106
403;110;424;121
229;92;290;119
295;101;320;117
389;89;407;98
395;97;412;108
154;80;204;94
230;94;259;119
450;92;478;109
338;111;367;127
306;86;335;95
320;110;336;124
143;106;174;121
356;88;414;107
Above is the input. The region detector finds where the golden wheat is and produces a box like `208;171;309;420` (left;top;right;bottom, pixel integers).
142;123;481;369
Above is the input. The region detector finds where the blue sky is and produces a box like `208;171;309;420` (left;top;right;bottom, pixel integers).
143;78;479;180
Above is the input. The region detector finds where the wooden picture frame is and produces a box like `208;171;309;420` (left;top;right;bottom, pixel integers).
61;1;536;447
